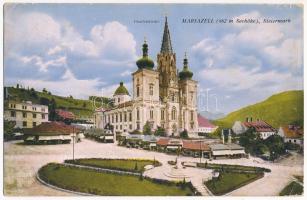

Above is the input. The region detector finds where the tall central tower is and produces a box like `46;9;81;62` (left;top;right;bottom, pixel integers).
157;17;179;102
157;17;181;136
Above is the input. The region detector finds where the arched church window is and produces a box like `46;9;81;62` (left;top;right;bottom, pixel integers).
149;84;154;96
150;109;154;119
190;111;194;121
161;109;165;120
137;86;140;97
171;107;177;120
137;108;140;120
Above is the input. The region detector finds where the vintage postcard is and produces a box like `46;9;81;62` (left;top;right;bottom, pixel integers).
2;2;304;198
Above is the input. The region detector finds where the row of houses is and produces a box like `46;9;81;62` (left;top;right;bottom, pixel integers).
232;117;303;147
119;134;246;159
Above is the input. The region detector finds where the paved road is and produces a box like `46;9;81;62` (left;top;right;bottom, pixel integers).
4;139;304;196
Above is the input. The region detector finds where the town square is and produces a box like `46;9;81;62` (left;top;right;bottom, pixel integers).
2;2;304;198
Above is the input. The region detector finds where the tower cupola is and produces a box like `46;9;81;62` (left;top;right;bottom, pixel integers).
136;39;155;69
179;53;193;80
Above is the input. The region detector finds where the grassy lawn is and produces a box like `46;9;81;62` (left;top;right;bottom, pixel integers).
65;158;161;173
205;172;263;195
38;163;195;196
279;181;303;196
197;162;270;173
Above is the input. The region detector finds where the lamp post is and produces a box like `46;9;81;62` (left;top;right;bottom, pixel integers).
199;140;202;164
72;126;75;162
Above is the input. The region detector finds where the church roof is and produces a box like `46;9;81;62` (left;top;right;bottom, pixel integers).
114;82;130;96
198;114;216;128
160;16;173;54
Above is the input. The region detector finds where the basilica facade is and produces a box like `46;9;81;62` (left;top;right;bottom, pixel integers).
95;17;198;137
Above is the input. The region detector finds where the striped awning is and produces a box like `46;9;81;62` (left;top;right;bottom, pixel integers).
167;146;179;149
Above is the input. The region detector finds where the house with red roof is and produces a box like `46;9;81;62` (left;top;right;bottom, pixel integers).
56;109;75;121
278;125;303;147
232;117;276;139
197;114;218;134
23;121;82;144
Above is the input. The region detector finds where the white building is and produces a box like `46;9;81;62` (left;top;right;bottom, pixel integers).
4;100;49;128
95;17;198;137
197;114;218;134
232;118;276;139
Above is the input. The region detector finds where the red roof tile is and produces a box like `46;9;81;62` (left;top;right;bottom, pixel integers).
243;121;276;132
24;121;80;136
157;138;170;146
56;109;75;120
281;125;303;139
198;114;216;128
182;140;210;151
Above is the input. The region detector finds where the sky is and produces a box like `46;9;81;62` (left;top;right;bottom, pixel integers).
4;4;303;114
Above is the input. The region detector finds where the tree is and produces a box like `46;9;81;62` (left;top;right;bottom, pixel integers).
134;162;138;171
30;88;38;98
255;143;269;155
69;95;73;99
265;135;285;160
4;120;16;140
42;88;47;93
143;121;152;135
154;126;166;136
49;98;57;121
180;129;189;139
83;102;87;108
238;127;262;155
16;84;19;89
40;97;50;106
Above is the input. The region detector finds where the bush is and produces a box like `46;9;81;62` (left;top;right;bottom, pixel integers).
143;121;152;135
180;129;189;139
155;126;166;136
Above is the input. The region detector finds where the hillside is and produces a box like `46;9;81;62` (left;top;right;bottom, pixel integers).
5;87;110;118
214;90;304;133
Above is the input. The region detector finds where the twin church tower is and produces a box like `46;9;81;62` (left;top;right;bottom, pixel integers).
97;17;198;137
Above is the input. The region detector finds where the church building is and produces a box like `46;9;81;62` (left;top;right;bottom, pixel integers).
95;17;198;137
